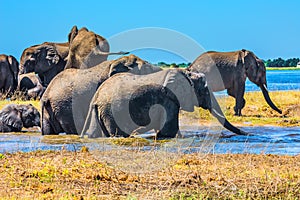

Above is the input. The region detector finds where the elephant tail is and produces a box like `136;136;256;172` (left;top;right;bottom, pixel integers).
81;104;107;138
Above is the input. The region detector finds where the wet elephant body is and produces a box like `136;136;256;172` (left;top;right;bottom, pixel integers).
81;69;247;138
41;55;161;135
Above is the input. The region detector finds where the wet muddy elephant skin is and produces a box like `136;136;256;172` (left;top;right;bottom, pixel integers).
65;26;128;70
188;49;282;116
81;69;247;138
0;54;19;96
41;55;161;135
19;25;127;87
0;104;40;132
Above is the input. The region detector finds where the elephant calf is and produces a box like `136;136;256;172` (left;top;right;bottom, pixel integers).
81;69;247;138
0;104;40;132
18;73;45;100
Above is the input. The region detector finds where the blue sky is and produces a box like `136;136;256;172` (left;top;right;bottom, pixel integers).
1;0;299;63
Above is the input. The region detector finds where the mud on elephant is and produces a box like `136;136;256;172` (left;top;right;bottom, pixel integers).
19;25;128;87
41;55;161;135
188;49;281;116
0;104;40;132
81;69;247;138
65;26;128;69
0;54;19;97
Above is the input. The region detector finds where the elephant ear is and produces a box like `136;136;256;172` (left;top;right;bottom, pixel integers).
241;49;261;84
45;46;60;65
0;108;23;131
162;69;198;112
68;25;78;43
7;55;19;84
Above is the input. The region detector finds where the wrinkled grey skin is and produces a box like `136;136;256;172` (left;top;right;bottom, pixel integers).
19;25;127;87
18;73;45;100
0;104;40;132
188;49;282;116
19;42;69;87
41;55;161;135
0;54;19;97
81;69;247;138
64;26;128;69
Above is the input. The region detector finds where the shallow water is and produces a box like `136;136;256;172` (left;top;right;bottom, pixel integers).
0;126;299;155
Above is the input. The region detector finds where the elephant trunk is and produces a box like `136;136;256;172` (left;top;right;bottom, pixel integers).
259;84;282;114
209;93;249;135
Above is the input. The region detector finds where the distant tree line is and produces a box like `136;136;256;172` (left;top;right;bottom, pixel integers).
264;58;300;67
155;58;300;68
156;62;191;68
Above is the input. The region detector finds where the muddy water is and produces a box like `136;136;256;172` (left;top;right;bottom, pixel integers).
0;126;299;155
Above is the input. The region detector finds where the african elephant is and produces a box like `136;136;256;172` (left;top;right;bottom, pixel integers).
18;73;45;100
41;55;161;135
19;25;128;87
0;54;19;97
187;49;282;116
19;42;69;87
64;26;128;69
80;69;247;138
0;104;40;132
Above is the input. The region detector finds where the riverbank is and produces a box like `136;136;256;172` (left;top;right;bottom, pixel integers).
0;149;299;199
266;66;300;70
181;90;300;127
1;91;299;128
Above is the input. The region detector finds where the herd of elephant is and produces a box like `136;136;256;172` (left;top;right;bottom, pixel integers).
0;25;282;138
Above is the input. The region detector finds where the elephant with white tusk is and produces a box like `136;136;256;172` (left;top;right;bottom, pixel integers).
188;49;282;116
81;69;248;138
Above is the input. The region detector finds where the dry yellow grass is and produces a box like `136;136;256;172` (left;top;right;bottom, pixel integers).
180;90;300;127
0;150;299;199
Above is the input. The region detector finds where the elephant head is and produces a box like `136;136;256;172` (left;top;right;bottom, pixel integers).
0;104;40;132
241;49;282;114
163;70;248;135
65;26;129;69
19;42;69;86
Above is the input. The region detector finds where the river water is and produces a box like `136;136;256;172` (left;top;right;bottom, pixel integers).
0;70;299;155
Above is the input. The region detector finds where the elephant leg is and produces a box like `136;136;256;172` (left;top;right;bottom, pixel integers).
42;101;63;135
156;105;180;138
82;105;105;138
41;106;59;135
228;84;245;116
